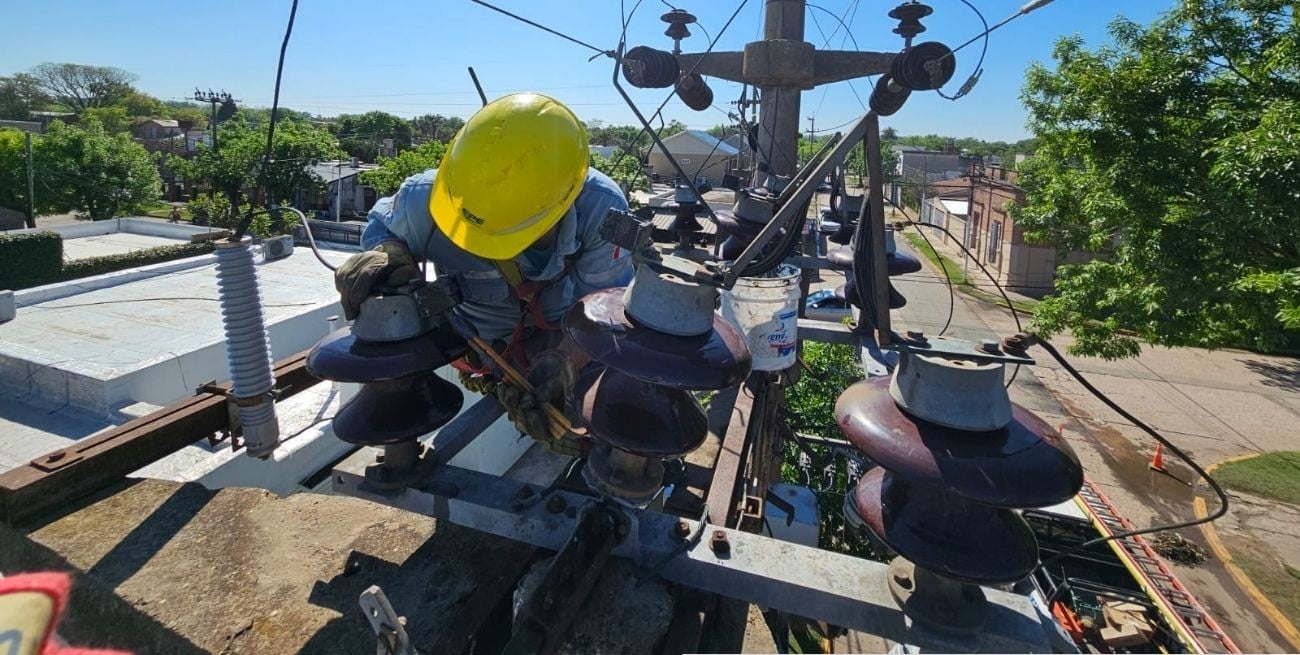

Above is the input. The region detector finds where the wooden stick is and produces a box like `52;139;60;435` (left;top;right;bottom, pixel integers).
466;335;580;438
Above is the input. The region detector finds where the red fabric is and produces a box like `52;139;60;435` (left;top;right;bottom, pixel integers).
0;572;132;655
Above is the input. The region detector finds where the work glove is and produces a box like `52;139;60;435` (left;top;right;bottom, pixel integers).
334;241;420;320
457;349;499;396
496;350;579;448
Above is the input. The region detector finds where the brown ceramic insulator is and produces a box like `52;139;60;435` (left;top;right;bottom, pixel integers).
835;377;1084;508
564;288;752;390
308;324;467;383
575;367;708;458
826;246;922;276
333;374;463;446
834;280;907;310
853;468;1039;584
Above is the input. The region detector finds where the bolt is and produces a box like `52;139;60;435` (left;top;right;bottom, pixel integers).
893;572;913;590
673;520;691;539
710;530;731;556
46;452;65;463
905;329;926;342
515;486;535;501
546;495;567;514
980;339;1001;353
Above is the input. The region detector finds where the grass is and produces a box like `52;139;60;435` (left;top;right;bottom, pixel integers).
1214;452;1300;506
140;201;193;221
900;229;1039;315
1232;546;1300;627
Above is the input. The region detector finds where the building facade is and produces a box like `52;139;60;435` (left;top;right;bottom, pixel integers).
918;166;1089;297
648;130;740;186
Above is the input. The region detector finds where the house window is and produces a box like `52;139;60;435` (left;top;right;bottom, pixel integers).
987;220;1002;265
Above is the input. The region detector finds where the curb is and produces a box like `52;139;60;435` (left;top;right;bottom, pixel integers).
1194;452;1300;651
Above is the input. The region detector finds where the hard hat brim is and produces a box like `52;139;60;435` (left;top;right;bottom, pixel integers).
429;171;583;261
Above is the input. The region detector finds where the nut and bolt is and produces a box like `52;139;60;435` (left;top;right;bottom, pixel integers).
710;530;731;556
673;520;692;539
515;486;535;501
546;495;567;514
979;339;1001;354
905;329;926;341
1001;333;1032;353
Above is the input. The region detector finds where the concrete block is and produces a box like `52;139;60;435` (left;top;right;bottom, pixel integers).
0;289;13;322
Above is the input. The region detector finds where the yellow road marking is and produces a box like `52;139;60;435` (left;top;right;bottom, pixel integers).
1195;453;1300;651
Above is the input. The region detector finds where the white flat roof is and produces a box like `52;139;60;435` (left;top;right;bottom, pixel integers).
62;232;189;260
0;245;351;415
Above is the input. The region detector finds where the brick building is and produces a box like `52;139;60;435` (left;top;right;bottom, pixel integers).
919;165;1089;297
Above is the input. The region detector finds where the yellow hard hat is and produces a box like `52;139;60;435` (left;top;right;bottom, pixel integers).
429;93;589;261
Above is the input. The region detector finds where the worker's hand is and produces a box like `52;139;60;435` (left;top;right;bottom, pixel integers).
496;350;578;443
334;241;419;320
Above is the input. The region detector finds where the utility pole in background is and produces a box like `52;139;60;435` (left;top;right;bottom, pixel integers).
193;89;239;153
806;115;815;165
24;132;36;228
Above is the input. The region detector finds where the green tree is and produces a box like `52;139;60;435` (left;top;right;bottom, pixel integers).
0;74;49;120
1015;0;1300;358
117;90;166;118
360;140;446;195
33;119;161;220
167;105;208;129
590;152;644;194
28;63;136;112
333;111;413;162
411;114;464;143
80;106;131;133
172;112;342;219
0;129;32;213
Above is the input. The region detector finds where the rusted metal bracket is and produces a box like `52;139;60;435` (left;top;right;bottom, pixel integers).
0;351;318;526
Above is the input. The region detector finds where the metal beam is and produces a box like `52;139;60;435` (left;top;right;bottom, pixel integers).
332;458;1052;653
797;319;858;346
705;373;761;527
0;352;317;526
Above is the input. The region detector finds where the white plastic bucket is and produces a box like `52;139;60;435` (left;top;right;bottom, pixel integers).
721;264;801;371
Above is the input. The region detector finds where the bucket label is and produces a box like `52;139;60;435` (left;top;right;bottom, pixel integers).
767;309;798;357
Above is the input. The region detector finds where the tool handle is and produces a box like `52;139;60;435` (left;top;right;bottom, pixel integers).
467;336;579;437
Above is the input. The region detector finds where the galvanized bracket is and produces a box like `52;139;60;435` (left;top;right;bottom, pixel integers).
887;335;1036;366
359;585;414;655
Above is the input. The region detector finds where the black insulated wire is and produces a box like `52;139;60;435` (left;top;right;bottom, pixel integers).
232;0;299;242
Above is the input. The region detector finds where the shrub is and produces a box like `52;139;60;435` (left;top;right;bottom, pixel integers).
0;231;63;289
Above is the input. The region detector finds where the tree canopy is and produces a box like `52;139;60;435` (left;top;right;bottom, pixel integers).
171;111;342;213
333;111;413;162
28;63;136;112
0;120;161;220
1015;0;1300;358
360;140;447;195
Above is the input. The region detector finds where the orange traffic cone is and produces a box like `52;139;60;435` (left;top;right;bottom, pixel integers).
1149;443;1166;472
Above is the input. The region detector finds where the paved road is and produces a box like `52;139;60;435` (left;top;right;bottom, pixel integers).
889;235;1300;653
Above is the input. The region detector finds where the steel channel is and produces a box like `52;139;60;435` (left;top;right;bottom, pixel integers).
331;455;1051;652
705;373;762;527
1;352;317;526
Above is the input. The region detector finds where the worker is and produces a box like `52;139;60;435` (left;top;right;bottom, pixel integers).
335;93;633;450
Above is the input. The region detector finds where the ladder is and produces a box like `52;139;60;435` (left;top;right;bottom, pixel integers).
1075;478;1240;653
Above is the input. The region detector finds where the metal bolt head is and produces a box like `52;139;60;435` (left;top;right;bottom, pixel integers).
515;486;535;501
546;495;567;514
906;329;926;341
980;339;1000;353
673;520;691;539
710;530;731;556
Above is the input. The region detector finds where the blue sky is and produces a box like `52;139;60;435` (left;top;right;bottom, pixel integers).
0;0;1172;142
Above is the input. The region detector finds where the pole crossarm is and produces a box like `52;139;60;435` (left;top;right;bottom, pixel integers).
676;48;894;88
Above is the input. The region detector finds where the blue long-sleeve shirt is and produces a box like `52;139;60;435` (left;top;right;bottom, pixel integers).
362;168;634;341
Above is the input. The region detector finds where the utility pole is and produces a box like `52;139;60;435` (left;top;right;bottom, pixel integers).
193;89;239;153
24;132;35;228
805;115;815;165
676;0;895;186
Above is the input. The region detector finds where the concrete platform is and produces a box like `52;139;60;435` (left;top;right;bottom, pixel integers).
0;246;350;415
61;232;190;260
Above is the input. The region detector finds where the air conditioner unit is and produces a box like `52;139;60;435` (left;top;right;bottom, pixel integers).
264;234;294;261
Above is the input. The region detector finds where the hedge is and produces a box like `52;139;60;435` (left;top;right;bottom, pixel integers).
0;233;215;291
62;241;216;280
0;231;63;290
